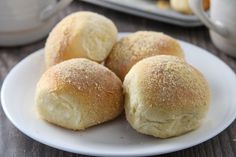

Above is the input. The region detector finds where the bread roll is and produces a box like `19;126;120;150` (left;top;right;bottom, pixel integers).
45;11;118;68
156;0;170;10
105;31;184;80
170;0;210;14
35;58;123;130
123;55;210;138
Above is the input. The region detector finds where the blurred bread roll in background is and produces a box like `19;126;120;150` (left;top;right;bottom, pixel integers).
170;0;210;14
123;55;210;138
45;11;117;68
156;0;170;10
35;58;123;130
105;31;184;80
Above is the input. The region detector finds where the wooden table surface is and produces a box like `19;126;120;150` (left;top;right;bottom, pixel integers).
0;1;236;157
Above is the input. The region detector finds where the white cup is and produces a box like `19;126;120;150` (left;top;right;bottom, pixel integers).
0;0;73;46
189;0;236;57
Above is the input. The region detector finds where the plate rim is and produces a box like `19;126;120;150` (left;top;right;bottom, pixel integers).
1;35;236;156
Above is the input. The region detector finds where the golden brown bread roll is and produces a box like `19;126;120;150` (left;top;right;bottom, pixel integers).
35;58;123;130
156;0;170;10
45;11;118;68
105;31;184;81
123;55;210;138
170;0;210;14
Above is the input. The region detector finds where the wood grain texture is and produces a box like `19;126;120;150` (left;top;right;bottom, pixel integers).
0;1;236;157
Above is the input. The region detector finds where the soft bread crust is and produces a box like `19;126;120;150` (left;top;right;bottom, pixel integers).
35;58;123;130
105;31;184;80
123;55;210;138
45;11;118;68
170;0;210;14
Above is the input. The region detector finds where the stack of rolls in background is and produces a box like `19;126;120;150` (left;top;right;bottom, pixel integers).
156;0;210;14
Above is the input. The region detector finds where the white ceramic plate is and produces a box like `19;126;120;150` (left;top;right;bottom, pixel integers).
1;33;236;156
